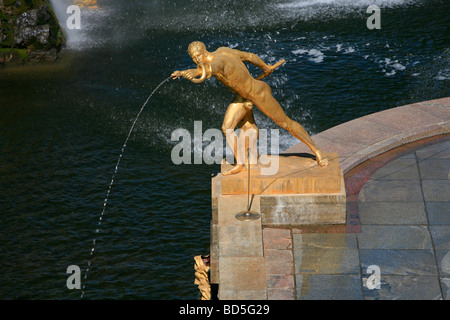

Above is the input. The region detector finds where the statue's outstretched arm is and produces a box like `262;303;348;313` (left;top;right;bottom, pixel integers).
171;68;201;80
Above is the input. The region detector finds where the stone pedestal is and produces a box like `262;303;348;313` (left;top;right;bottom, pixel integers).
220;153;342;195
218;153;346;226
210;153;346;299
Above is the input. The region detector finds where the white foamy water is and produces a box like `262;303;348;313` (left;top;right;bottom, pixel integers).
48;0;424;50
292;48;325;63
49;0;112;50
272;0;421;24
378;57;407;76
277;0;418;9
435;69;450;81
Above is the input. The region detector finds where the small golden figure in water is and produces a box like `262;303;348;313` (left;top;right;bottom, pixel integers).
171;41;328;175
76;0;98;9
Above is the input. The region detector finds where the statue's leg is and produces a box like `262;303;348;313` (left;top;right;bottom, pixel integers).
221;97;252;175
237;105;259;165
251;82;328;167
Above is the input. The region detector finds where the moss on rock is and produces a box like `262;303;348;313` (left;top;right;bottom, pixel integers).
0;0;64;66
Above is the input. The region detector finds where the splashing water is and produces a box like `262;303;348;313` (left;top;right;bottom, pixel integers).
80;77;171;299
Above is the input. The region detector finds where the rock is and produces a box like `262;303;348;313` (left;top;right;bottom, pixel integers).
27;47;57;62
14;7;51;47
1;1;64;65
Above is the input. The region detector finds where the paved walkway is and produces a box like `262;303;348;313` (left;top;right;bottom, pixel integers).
288;137;450;300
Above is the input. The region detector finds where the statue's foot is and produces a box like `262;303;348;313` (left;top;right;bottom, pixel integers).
222;164;246;176
315;151;328;167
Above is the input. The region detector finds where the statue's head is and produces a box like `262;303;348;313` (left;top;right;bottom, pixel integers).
188;41;207;65
186;41;208;83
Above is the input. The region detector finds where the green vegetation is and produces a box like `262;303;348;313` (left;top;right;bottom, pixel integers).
0;48;28;64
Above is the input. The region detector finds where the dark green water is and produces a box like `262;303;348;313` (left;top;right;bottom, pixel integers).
0;0;448;299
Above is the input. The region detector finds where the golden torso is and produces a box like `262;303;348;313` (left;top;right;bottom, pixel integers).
208;48;257;99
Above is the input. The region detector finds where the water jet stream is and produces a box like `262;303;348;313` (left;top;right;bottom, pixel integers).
80;76;171;299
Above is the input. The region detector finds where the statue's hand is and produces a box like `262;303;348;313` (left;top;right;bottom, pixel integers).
262;64;274;77
171;68;206;83
183;69;200;81
171;70;184;79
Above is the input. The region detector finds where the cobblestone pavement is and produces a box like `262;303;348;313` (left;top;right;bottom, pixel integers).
265;138;450;300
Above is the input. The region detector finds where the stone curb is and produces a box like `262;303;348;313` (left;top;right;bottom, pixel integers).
284;97;450;174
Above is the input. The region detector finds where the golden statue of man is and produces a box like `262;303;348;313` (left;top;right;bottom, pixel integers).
171;41;328;175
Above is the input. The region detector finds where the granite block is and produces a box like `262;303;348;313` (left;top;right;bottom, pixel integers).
296;274;362;300
360;249;438;276
359;180;423;202
358;201;427;225
357;225;432;249
422;180;450;201
363;275;442;300
294;248;360;275
426;201;450;225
